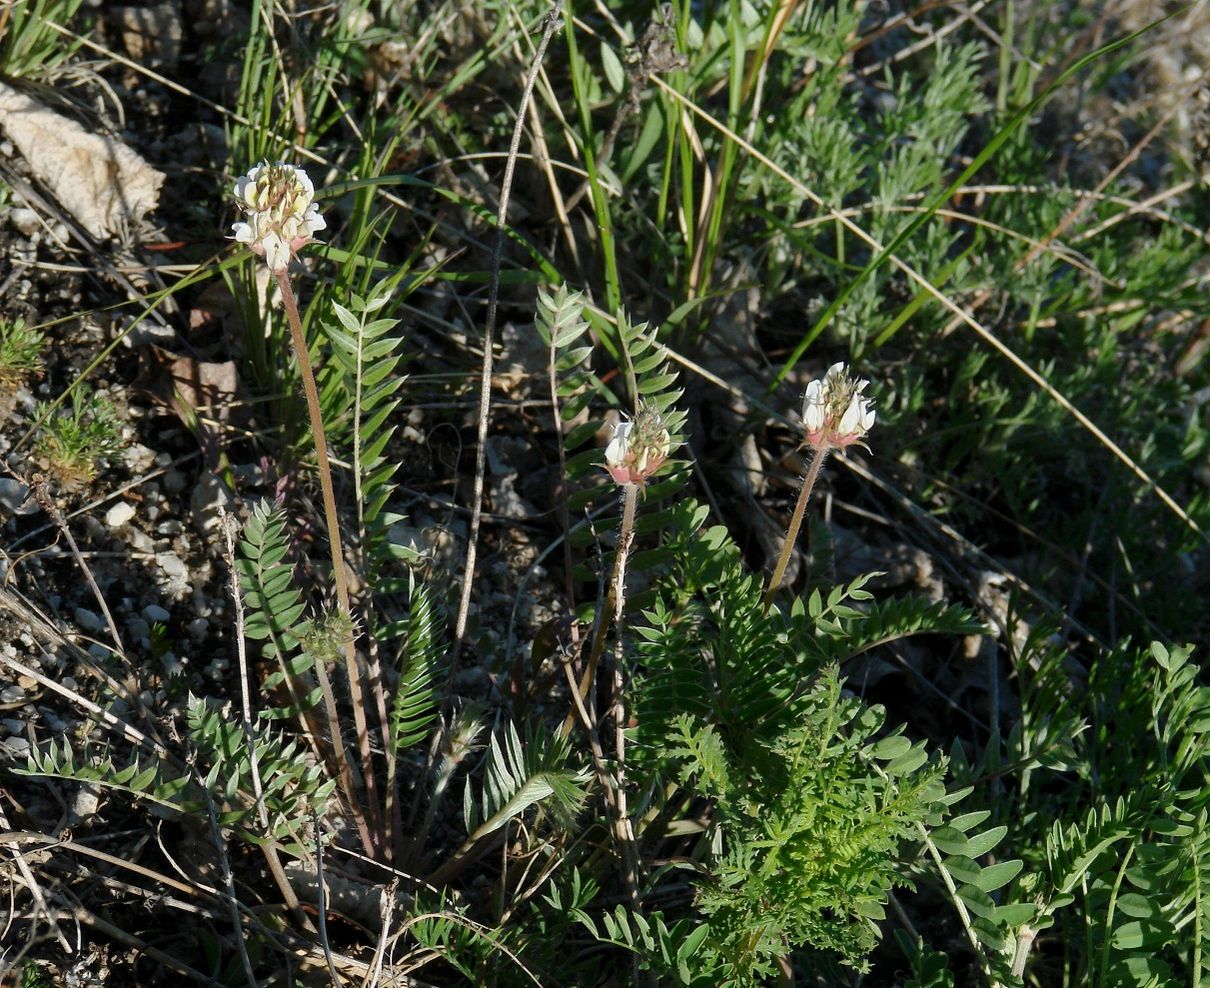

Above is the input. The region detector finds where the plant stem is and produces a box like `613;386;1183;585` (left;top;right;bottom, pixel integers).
274;268;381;856
563;481;639;737
762;447;829;613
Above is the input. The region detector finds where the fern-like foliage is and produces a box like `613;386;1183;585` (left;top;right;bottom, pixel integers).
462;721;589;843
803;575;987;663
20;740;191;813
535;284;596;444
188;695;336;851
932;638;1210;985
321;279;410;580
621;502;971;981
19;697;334;853
389;576;442;753
678;671;947;981
574;904;717;987
236;500;320;720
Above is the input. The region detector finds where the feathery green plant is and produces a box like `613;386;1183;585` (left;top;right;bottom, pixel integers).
0;318;44;388
236;500;321;721
19;695;334;852
32;385;122;489
461;721;589;845
389;577;442;754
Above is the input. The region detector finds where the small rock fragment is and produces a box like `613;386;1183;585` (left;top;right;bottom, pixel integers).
143;604;171;623
105;500;137;529
0;478;35;515
0;685;26;704
73;608;104;634
156;552;188;581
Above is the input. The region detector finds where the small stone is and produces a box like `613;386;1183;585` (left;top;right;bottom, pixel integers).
156;552;188;581
0;478;35;515
143;604;171;623
123;444;157;473
2;736;31;756
0;686;25;704
88;643;112;660
105;501;137;529
68;783;101;823
163;470;186;493
129;529;155;553
8;206;39;236
74;607;104;633
1;718;23;734
187;617;208;639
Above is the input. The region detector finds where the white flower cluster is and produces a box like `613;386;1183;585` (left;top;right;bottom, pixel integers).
231;161;327;272
801;361;875;450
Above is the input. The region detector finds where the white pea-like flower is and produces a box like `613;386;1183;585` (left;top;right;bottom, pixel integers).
605;405;673;488
800;361;875;450
231;161;327;272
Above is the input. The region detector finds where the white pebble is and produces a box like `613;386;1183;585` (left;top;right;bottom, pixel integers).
105;501;137;529
129;529;155;553
0;686;26;704
156;552;188;580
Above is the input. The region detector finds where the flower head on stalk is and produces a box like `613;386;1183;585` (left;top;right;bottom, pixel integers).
801;361;875;452
231;161;327;272
605;403;673;489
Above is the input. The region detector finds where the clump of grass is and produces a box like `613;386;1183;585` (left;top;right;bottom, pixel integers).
0;318;46;390
33;386;123;491
0;317;46;429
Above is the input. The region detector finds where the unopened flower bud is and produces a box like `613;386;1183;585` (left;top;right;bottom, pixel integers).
605;405;672;488
800;361;875;450
231;161;327;272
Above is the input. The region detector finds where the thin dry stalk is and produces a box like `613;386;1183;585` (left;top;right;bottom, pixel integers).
193;754;260;988
28;478;127;666
274;268;381;857
313;813;347;988
0;806;71;954
562;482;639;736
450;1;564;670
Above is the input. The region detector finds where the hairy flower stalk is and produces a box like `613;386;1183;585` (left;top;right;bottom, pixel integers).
232;162;383;855
571;404;674;915
763;362;875;612
573;405;672;715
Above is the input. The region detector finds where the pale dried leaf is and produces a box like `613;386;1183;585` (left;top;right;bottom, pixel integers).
0;82;165;240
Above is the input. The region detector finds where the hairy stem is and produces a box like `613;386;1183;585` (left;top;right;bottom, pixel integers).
564;482;639;736
762;447;829;613
275;268;381;856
